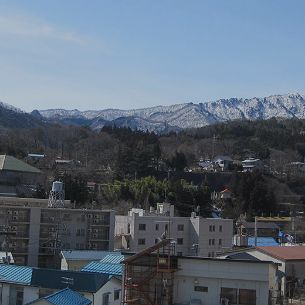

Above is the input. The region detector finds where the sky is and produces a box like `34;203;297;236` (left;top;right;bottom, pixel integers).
0;0;305;112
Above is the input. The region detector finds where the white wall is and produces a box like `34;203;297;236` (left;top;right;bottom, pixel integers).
115;214;233;257
173;257;275;305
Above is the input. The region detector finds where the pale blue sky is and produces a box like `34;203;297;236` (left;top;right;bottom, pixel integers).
0;0;304;111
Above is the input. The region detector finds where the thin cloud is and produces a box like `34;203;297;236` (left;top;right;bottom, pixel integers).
0;14;87;45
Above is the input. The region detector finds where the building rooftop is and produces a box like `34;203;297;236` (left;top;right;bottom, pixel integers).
226;252;260;261
100;254;125;264
61;250;120;261
256;245;305;261
242;221;280;230
248;237;279;247
26;288;92;305
0;155;41;173
81;261;123;276
0;264;32;285
31;268;109;293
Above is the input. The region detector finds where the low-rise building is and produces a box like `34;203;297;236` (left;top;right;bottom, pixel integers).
115;203;233;257
25;288;92;305
212;155;233;171
60;250;120;271
0;263;122;305
237;221;280;240
242;158;264;172
121;240;280;305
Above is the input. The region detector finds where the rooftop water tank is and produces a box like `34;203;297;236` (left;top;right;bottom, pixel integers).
52;181;63;192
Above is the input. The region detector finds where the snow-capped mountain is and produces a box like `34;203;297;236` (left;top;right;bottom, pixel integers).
37;93;305;132
0;101;45;128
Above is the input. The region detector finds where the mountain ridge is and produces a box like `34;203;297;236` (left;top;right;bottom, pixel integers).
35;93;305;131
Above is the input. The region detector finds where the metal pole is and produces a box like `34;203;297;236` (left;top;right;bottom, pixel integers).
254;216;257;247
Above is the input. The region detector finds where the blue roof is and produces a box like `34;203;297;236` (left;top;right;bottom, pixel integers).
26;288;91;305
61;250;121;261
100;254;125;264
31;268;109;293
248;237;279;247
0;264;32;285
81;261;123;276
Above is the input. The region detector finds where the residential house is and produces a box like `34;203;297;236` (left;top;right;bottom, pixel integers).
60;250;120;271
242;158;264;172
25;288;92;305
0;263;122;305
212;156;233;171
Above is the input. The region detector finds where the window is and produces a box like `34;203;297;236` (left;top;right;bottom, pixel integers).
127;223;130;234
209;225;215;232
102;293;110;305
194;286;208;292
219;239;222;246
177;224;184;231
219;225;223;232
239;289;256;305
155;224;159;231
177;238;183;245
139;224;146;231
220;288;237;305
138;238;146;245
165;224;168;231
9;285;24;305
155;239;159;244
114;289;121;301
177;251;183;256
209;239;215;246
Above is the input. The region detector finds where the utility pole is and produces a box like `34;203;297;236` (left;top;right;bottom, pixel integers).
254;216;257;247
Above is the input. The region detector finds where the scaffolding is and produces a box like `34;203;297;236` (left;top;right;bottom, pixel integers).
122;239;178;305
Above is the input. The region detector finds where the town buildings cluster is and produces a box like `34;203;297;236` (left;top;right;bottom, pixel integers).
0;155;304;304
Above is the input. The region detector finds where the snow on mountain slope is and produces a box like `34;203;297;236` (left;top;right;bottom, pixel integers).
38;93;305;131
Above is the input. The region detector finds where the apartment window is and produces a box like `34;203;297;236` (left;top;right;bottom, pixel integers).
209;239;215;246
220;288;237;305
209;225;215;232
102;293;110;305
138;238;146;245
177;238;183;245
139;224;146;231
219;239;222;246
155;239;159;244
127;223;130;234
219;225;223;232
155;224;159;231
114;289;121;301
177;251;183;256
177;224;184;231
194;286;208;292
239;289;256;305
208;252;214;257
165;224;168;231
9;285;24;305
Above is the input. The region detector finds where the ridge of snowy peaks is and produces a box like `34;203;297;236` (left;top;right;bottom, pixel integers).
0;101;24;114
37;93;305;130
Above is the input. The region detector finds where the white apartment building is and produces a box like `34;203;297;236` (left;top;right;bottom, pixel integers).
115;203;233;257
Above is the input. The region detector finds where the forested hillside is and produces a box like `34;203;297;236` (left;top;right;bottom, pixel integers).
2;117;305;219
